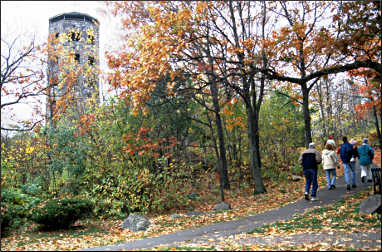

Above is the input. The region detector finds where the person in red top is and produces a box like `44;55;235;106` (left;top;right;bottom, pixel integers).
326;136;336;148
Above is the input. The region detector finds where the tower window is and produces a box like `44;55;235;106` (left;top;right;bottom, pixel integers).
88;56;95;65
70;31;81;41
87;34;95;44
75;54;80;62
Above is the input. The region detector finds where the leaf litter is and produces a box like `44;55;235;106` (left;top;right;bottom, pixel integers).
2;153;381;251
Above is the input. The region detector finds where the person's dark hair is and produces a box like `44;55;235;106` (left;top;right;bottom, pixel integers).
342;136;348;142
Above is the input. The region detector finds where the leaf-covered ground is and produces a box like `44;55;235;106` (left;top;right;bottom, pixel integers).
2;152;381;251
1;177;311;251
150;190;381;251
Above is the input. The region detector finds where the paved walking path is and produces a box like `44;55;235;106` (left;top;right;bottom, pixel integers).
82;165;380;251
236;231;381;248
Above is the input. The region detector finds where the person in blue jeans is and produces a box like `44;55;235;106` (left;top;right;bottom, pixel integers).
349;138;359;184
338;136;356;191
322;143;340;190
298;142;322;201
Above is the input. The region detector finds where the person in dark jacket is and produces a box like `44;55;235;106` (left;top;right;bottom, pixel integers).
357;138;375;183
298;142;322;201
338;136;355;191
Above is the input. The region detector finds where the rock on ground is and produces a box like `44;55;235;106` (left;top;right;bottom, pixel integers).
122;213;151;232
213;201;231;211
359;195;381;215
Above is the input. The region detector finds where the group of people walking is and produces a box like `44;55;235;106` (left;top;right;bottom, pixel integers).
298;136;375;201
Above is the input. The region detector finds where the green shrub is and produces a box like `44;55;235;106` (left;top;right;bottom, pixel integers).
1;188;41;236
86;164;191;218
31;198;93;230
290;164;302;175
20;183;43;196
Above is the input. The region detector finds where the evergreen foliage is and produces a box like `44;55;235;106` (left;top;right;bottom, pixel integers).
31;198;93;230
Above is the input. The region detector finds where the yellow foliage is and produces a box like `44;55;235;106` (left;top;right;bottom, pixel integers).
25;146;34;154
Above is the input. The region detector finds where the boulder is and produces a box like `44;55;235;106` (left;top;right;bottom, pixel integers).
359;195;381;215
291;175;303;181
122;213;151;232
213;201;231;211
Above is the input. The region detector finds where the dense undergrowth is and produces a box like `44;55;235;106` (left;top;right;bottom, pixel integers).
0;170;321;250
1;168;380;251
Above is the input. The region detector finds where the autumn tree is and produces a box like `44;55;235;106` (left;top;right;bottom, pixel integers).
175;1;271;193
313;0;381;152
259;1;337;147
261;1;381;147
1;37;45;131
105;2;232;191
336;0;381;154
333;0;381;71
105;1;274;194
145;73;204;167
1;29;99;132
104;1;382;195
349;68;381;158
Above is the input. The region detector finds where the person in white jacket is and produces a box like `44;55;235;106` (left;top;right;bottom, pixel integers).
322;143;340;190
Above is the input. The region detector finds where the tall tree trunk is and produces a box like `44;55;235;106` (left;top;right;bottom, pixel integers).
210;75;230;189
372;100;382;168
324;80;336;139
316;81;328;139
206;110;225;201
246;106;266;194
205;25;230;190
301;82;312;147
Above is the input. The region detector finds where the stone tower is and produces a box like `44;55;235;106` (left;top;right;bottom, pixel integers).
47;12;100;122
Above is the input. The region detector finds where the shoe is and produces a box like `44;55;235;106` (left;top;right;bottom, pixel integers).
367;179;372;183
347;185;351;191
305;194;309;200
361;176;365;183
352;185;357;188
310;197;319;201
331;185;336;189
328;186;332;190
